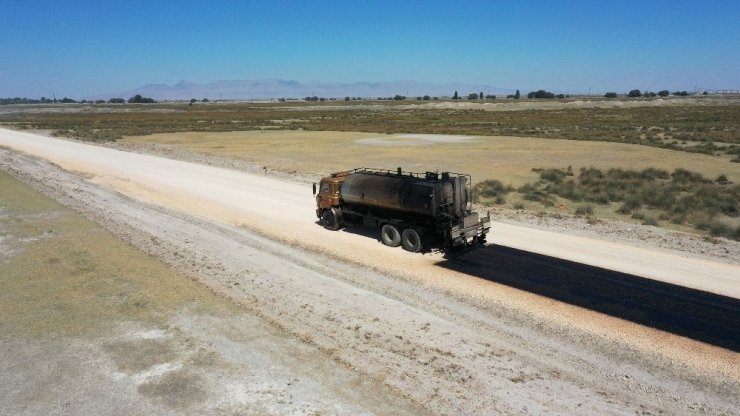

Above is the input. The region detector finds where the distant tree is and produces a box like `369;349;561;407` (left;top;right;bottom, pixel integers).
467;93;479;100
506;94;515;99
108;98;125;103
319;97;326;101
95;99;105;104
628;89;642;97
423;95;431;100
479;91;483;100
604;92;618;98
485;94;496;99
702;91;708;95
59;97;76;103
452;90;459;100
127;94;155;103
190;98;197;104
528;90;555;99
202;98;209;102
674;91;689;96
433;97;439;100
514;89;520;99
556;94;565;99
344;96;350;101
393;94;406;101
658;90;670;97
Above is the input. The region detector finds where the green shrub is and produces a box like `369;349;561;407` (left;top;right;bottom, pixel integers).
708;222;732;238
618;196;642;214
641;215;659;226
519;183;556;206
486;165;736;237
574;205;594;216
474;179;510;197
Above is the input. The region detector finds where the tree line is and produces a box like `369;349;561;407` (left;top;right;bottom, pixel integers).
2;88;703;106
0;95;158;105
605;90;693;98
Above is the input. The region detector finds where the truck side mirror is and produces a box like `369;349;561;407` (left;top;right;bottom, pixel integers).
312;183;317;195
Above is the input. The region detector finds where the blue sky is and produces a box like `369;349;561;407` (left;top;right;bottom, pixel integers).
1;0;738;97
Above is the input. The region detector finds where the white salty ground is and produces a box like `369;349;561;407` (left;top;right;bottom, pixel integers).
1;128;739;415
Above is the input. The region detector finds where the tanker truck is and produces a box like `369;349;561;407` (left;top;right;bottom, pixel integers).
313;167;490;252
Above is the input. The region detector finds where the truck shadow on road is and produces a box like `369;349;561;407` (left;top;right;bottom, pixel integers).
437;244;740;352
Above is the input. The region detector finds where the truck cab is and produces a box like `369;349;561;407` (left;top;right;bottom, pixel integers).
313;170;350;218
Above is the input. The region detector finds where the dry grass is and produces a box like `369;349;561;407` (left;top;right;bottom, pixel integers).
120;130;740;188
0;171;235;338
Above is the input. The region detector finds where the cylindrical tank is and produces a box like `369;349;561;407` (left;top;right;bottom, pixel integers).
340;172;441;218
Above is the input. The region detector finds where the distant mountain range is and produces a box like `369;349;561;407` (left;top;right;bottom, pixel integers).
97;79;514;100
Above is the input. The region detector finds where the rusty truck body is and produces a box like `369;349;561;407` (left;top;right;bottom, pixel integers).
313;167;490;252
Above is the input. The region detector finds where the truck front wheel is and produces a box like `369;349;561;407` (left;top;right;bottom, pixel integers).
401;228;422;253
380;224;401;247
321;208;341;231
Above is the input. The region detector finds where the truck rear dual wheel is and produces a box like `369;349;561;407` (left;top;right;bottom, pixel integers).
401;228;422;253
380;224;402;247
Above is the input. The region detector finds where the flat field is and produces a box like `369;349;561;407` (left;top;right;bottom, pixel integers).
1;96;738;157
120;129;740;187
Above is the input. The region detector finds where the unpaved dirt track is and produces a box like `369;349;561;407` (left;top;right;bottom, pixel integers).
0;128;737;299
2;128;739;415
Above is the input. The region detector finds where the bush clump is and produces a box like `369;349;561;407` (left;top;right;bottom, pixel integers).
574;205;594;216
526;166;739;240
473;180;513;205
518;182;556;206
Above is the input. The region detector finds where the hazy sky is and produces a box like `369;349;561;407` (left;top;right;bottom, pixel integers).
2;0;738;97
